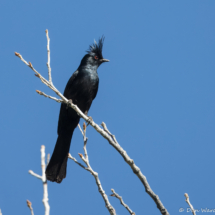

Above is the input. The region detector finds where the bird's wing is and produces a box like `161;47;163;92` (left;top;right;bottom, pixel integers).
92;78;99;100
57;70;80;134
63;70;79;99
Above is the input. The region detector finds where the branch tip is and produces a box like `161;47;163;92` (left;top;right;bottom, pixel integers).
26;200;32;208
29;62;33;68
36;90;42;95
45;29;48;33
184;193;196;215
15;52;20;58
111;189;135;215
83;122;86;132
78;153;83;158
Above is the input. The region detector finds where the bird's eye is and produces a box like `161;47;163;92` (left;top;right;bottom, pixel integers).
94;56;98;60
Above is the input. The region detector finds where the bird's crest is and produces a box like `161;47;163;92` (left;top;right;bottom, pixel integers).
87;36;105;59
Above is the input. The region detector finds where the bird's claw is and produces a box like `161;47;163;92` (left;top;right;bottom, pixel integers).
86;116;93;126
66;99;73;109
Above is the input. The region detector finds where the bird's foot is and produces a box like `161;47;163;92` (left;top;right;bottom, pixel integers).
86;116;93;126
66;99;73;109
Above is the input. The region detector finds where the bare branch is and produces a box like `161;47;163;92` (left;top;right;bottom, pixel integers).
15;52;52;89
27;200;34;215
101;122;117;143
0;209;2;215
82;122;88;161
45;29;52;84
41;145;50;215
185;193;196;215
15;52;90;120
15;52;29;65
78;124;84;136
68;153;87;169
29;146;50;215
36;90;63;103
100;123;168;215
69;124;116;215
110;189;135;215
29;170;42;180
15;31;169;215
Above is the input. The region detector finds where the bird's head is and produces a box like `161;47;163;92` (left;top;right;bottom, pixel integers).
80;36;109;68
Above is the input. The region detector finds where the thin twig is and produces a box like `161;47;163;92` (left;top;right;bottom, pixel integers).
78;124;84;136
29;145;50;215
185;193;196;215
82;123;88;161
36;90;63;103
45;29;52;84
15;30;169;215
101;122;117;143
41;146;50;215
27;200;34;215
111;189;135;215
69;123;116;215
29;170;42;180
68;153;87;169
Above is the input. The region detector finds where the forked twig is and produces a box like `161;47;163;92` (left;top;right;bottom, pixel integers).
111;189;135;215
45;30;52;84
28;146;50;215
185;193;196;215
26;200;34;215
68;123;116;215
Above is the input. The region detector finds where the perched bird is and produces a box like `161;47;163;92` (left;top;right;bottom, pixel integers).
46;37;109;183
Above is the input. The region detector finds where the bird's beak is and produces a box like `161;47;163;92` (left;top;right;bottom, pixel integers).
100;59;110;63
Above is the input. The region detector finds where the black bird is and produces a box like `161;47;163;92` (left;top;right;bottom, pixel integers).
46;37;109;183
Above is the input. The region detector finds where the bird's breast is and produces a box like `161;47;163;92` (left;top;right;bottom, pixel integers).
74;71;99;109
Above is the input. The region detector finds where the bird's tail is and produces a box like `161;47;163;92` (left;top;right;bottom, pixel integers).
46;131;73;183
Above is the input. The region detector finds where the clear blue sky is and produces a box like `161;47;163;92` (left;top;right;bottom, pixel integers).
0;0;215;214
